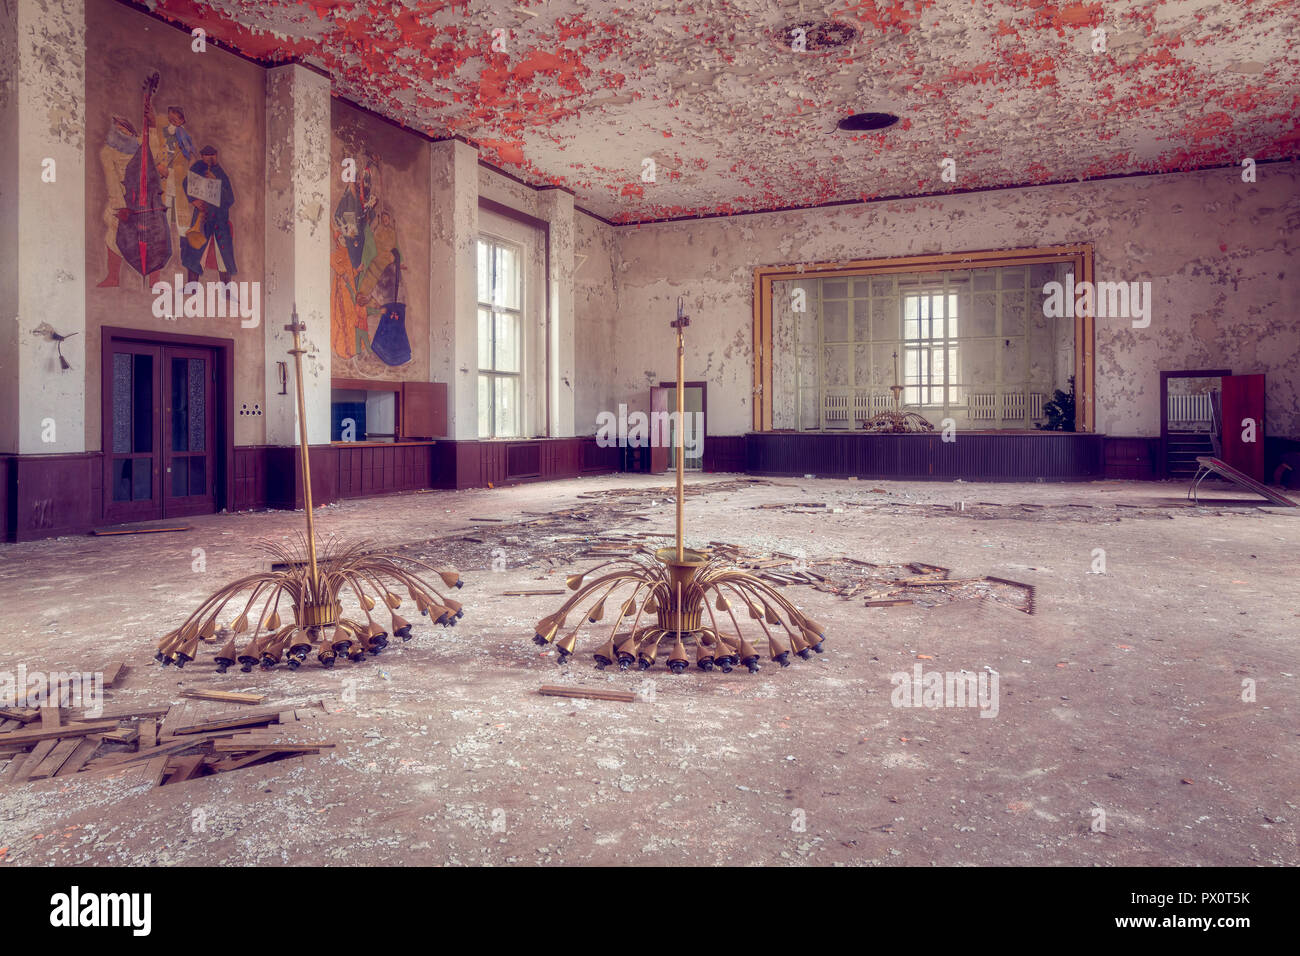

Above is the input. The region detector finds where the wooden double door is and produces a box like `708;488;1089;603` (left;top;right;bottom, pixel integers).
104;339;219;523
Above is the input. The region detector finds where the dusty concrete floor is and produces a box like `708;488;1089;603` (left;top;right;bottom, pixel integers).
0;473;1296;866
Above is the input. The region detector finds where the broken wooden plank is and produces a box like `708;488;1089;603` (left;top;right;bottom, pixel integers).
100;662;126;687
55;738;101;777
179;689;266;705
865;599;914;607
87;731;232;770
102;725;139;745
39;705;61;729
539;685;636;703
20;739;59;781
170;705;297;735
0;720;119;747
205;750;278;773
91;525;191;536
70;704;170;722
28;738;81;780
213;738;333;753
161;753;206;785
138;719;157;751
0;707;40;723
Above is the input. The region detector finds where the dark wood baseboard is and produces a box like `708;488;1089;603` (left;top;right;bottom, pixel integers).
436;437;619;490
1;452;104;542
745;431;1107;481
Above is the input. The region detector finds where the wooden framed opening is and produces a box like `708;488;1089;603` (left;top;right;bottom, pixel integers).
752;244;1096;433
100;326;235;525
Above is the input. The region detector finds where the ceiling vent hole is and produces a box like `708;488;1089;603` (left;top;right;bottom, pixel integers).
837;112;901;132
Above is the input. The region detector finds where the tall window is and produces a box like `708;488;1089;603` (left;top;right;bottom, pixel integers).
903;292;959;407
477;237;522;438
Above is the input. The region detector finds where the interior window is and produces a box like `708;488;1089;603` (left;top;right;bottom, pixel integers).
477;237;523;438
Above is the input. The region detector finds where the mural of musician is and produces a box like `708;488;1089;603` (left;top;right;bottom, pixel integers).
330;145;412;374
181;145;238;288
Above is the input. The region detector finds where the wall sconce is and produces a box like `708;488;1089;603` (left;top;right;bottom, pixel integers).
31;323;78;371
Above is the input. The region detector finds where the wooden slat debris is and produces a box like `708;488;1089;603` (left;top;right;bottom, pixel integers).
539;685;637;703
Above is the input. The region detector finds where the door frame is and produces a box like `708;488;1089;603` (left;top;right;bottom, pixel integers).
1159;367;1230;479
101;326;235;524
653;379;708;471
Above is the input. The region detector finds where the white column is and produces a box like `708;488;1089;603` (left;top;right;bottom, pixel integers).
429;139;480;440
263;64;331;446
0;0;87;455
537;188;575;437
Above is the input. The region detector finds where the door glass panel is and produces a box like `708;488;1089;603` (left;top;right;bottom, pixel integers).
171;358;189;452
171;459;188;497
189;457;206;497
188;358;205;452
131;354;152;453
112;353;131;454
169;357;207;454
113;458;152;502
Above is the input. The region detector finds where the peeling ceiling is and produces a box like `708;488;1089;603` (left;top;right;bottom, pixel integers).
143;0;1300;222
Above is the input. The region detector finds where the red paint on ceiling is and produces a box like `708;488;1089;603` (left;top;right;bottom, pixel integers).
146;0;1299;222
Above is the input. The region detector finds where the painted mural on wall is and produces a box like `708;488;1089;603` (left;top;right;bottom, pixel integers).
330;130;413;377
95;69;241;295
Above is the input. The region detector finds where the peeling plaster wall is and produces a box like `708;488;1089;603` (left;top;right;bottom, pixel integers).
3;0;87;455
611;165;1300;440
573;209;619;435
83;0;265;450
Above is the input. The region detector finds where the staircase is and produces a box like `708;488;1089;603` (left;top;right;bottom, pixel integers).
1166;432;1215;478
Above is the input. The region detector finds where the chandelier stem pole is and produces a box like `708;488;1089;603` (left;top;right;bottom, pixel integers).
676;322;685;563
286;308;320;594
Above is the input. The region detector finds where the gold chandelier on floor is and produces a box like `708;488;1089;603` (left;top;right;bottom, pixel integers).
531;299;827;675
156;309;464;672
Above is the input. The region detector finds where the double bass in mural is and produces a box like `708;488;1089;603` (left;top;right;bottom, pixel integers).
331;147;413;372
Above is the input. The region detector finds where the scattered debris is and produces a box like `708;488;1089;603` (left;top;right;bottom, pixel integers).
539;685;637;703
0;697;336;789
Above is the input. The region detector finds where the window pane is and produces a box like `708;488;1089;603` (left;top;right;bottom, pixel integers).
477;241;491;304
493;244;520;310
478;375;491;438
478;308;492;370
495;312;520;373
494;376;518;437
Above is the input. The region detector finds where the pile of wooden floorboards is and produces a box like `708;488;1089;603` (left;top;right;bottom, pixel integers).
0;691;336;789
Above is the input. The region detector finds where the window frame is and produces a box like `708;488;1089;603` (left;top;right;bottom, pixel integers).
477;234;525;439
753;244;1096;432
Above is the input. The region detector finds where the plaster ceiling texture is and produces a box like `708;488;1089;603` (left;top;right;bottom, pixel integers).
145;0;1300;222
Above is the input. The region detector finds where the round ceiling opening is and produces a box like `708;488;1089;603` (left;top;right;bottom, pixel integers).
837;112;902;132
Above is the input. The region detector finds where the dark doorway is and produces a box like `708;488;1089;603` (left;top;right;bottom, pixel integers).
654;380;707;473
102;328;232;524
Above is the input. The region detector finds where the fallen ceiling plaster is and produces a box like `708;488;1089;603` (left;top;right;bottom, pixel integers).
143;0;1299;222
